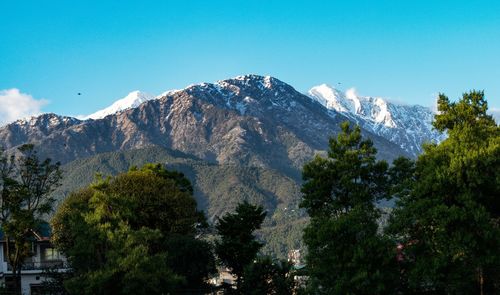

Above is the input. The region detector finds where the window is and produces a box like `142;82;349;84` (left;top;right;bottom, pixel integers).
43;247;61;261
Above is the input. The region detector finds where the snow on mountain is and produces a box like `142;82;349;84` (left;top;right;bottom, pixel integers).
164;74;297;115
85;91;154;120
308;84;445;156
79;76;445;157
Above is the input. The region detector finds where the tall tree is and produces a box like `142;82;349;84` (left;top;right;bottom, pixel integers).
214;201;266;290
240;256;295;295
51;164;215;294
301;122;390;217
389;91;500;294
300;122;400;294
0;144;62;295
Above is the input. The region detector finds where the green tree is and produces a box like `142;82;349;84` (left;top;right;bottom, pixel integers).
300;122;400;294
104;163;201;236
214;201;266;290
0;145;61;295
51;164;215;294
163;234;217;291
240;256;295;295
301;122;390;217
389;91;500;294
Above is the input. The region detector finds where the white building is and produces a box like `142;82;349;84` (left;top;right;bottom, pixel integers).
0;222;69;295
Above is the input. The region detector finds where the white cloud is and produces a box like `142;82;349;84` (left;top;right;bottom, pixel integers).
0;88;49;126
489;108;500;123
430;93;440;113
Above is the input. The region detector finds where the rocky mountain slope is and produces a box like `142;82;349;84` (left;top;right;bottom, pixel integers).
0;113;81;148
0;75;409;180
308;84;445;156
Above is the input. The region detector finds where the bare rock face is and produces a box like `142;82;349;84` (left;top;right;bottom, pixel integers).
0;114;81;149
0;75;409;179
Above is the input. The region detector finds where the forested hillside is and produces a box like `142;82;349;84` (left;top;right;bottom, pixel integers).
54;145;307;258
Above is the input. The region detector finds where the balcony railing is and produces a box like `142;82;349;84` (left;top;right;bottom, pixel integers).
7;260;70;271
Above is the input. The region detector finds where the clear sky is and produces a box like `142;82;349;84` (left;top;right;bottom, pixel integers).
1;0;499;122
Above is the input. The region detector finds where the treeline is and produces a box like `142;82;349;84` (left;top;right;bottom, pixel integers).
0;90;498;294
300;91;499;294
49;164;295;294
0;151;295;294
54;146;307;259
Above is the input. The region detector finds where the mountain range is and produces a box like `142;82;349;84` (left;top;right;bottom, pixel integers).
0;74;444;257
1;75;430;176
79;75;442;157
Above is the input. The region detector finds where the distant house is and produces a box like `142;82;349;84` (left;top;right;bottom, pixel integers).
0;222;69;295
288;249;308;292
287;249;303;267
209;267;236;288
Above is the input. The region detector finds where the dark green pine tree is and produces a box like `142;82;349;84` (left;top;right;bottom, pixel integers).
300;122;400;295
389;91;500;294
214;201;266;291
240;256;295;295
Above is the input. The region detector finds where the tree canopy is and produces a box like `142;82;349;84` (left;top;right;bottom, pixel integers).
214;201;266;290
300;122;400;294
301;122;390;218
51;163;215;294
240;256;295;295
389;91;500;294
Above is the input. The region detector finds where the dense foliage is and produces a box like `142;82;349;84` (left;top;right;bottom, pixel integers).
51;164;216;294
388;91;500;294
299;92;499;294
240;256;296;295
215;201;266;290
214;201;296;294
300;122;400;294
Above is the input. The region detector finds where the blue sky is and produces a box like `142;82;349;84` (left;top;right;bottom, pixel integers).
1;0;499;122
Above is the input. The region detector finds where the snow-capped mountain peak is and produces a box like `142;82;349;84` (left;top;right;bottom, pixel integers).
308;84;350;113
86;91;154;120
308;84;397;128
307;84;445;156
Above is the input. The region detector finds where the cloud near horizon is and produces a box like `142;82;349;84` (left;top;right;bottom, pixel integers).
489;108;500;123
0;88;48;126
